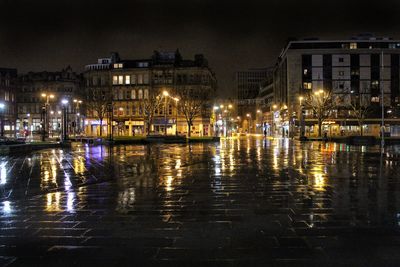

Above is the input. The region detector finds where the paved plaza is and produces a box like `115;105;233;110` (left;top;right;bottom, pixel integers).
0;138;400;266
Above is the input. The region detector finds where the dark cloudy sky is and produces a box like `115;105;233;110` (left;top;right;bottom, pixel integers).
1;0;400;96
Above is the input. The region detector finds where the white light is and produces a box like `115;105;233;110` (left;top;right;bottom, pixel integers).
3;201;11;214
0;103;5;109
61;99;68;105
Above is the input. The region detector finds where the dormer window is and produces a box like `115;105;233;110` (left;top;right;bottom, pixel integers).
350;42;357;49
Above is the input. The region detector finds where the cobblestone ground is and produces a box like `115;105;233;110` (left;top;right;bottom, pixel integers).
1;138;400;266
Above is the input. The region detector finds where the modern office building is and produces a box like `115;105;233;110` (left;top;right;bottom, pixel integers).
274;34;400;137
257;78;274;135
0;68;18;136
16;67;83;138
84;50;217;137
236;68;273;133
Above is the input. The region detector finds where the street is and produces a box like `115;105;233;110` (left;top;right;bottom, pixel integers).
0;137;400;266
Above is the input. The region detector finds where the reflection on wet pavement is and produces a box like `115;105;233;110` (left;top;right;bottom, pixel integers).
0;138;400;266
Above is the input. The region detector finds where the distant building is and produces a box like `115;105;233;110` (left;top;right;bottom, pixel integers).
0;68;18;136
17;67;83;137
274;34;400;137
84;50;217;136
236;68;273;133
257;77;274;135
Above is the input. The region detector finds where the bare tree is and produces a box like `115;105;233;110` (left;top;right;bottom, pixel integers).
347;91;371;136
175;87;210;137
86;88;111;137
303;89;335;137
142;89;163;135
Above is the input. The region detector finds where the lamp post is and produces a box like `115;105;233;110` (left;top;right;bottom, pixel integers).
213;106;219;136
246;113;252;134
61;99;69;142
73;99;82;136
299;96;305;138
163;90;169;135
173;97;179;135
257;109;262;135
272;104;277;137
0;103;5;137
41;93;55;141
107;102;113;141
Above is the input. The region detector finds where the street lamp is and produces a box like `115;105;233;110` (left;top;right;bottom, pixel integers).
299;96;305;138
73;99;83;135
173;97;179;135
246;113;252;134
41;93;55;141
61;99;69;142
163;90;169;135
0;103;5;137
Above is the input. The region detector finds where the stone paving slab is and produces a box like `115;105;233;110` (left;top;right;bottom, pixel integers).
0;140;399;266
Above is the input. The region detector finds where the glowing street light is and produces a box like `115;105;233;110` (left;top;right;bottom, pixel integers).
0;103;5;137
61;99;69;142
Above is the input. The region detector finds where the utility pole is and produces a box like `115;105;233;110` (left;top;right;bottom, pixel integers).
381;51;385;149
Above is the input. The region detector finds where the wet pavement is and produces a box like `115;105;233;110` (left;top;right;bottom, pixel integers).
1;137;400;266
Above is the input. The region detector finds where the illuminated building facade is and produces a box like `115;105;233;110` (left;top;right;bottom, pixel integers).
16;67;83;138
274;34;400;137
0;68;18;136
84;51;217;136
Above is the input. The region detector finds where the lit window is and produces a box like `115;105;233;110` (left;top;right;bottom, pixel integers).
350;43;357;49
303;69;308;75
112;75;118;85
138;89;143;99
118;75;123;85
125;75;130;84
131;74;136;84
113;64;119;68
131;90;136;99
371;97;380;103
138;74;143;84
303;82;312;90
144;89;149;99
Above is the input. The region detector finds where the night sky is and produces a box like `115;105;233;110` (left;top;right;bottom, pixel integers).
1;0;400;96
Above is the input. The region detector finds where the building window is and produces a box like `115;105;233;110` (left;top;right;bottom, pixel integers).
118;89;123;100
389;43;396;49
339;83;344;89
125;75;130;84
303;82;312;90
144;89;149;99
339;57;344;63
131;89;136;99
138;89;143;99
144;73;149;84
113;63;123;69
339;71;344;76
303;69;308;75
112;75;118;85
350;43;357;49
118;75;123;85
371;96;380;103
138;74;143;84
131;74;136;84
